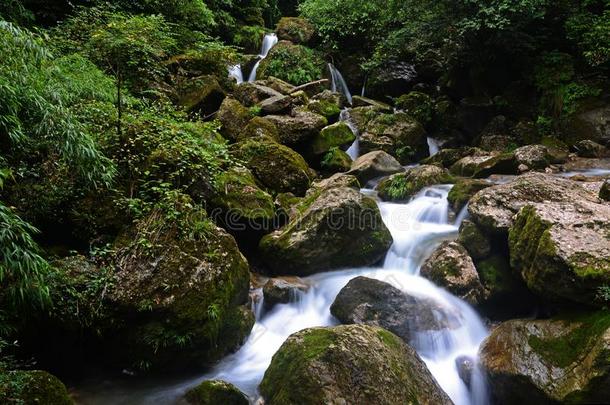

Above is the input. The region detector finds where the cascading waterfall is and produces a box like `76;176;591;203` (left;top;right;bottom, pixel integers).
427;137;441;156
328;63;352;104
248;33;278;82
228;64;244;84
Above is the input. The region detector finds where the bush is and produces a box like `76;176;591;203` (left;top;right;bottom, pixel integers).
258;42;323;85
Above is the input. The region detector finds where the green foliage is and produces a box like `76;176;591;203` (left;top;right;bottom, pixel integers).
258;43;323;85
0;0;34;25
566;5;610;67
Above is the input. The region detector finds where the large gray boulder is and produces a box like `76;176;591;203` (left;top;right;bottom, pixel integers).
347;151;403;185
266;108;327;145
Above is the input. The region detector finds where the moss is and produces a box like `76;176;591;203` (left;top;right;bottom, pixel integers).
320;148;352;173
394;91;433;126
476;255;516;295
528;310;610;368
378;167;453;201
309;122;355;156
276;17;315;44
447;179;491;212
232;25;266;53
0;370;73;405
185;380;248;405
307;99;342;120
258;42;323;86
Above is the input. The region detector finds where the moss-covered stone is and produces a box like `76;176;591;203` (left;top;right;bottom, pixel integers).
240;116;279;141
218;97;252;141
0;370;73;405
258;41;324;86
307;96;342;121
234;82;283;107
395;91;434;126
233;136;314;196
259;187;392;276
265;108;327;145
377;165;453;201
320;148;352;173
176;75;226;116
276;17;315;45
457;220;491;260
347;150;403;185
185;380;248;405
450;152;518;178
259;324;452;405
480;310;610;404
447;178;491;212
420;147;484;168
308;121;355;156
476;255;520;299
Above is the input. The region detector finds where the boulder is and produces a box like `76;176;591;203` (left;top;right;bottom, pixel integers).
457;220;491;260
185;380;248;405
394;91;434;126
479;311;610;404
307;91;343;121
233;136;314;196
563;104;610;145
307;173;360;194
509;200;610;306
240;117;279;141
275;17;315;44
218;97;252;141
601;179;610;201
289;79;329;97
421;147;485;168
259;324;453;405
262;76;296;95
308;121;355;156
320;148;352;173
468;173;601;235
513;144;552;170
455;355;476;388
346;106;383;134
234;82;283;107
447;178;491;212
351;96;393;112
259;94;294;115
360;112;428;164
475;255;526;307
259;187;392;276
573;139;608;158
266;109;327;145
377;165;453;202
331;276;460;340
176;75;225;116
263;276;310;309
0;370;73;405
421;242;487;305
450;153;517;178
366;61;418;98
347;151;403;185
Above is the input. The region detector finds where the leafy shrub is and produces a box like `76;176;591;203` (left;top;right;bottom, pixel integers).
258;42;323;85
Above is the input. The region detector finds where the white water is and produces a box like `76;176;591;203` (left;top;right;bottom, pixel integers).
328;63;352;105
342;109;360;161
228;64;244;84
248;33;278;82
428;137;441;156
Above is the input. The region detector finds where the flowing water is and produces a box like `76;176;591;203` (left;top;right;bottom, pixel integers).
228;64;244;84
248;34;278;82
328;63;352;105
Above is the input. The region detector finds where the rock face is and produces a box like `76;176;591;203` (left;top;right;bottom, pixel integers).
0;370;73;405
468;173;600;234
233;136;314;196
266;109;327;145
509;201;610;306
457;220;491;260
185;380;248;405
377;165;453;201
331;277;459;341
347;151;403;185
259;187;392;276
259;324;453;405
263;276;309;309
479;312;610;404
421;242;487;305
359;112;428;164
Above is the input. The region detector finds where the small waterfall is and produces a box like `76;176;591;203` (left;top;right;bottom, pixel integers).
341;109;360;160
228;64;244;84
328;63;352;105
427;137;441;156
248;33;278;82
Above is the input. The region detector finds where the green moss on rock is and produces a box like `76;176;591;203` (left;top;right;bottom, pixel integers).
320;148;352;173
258;42;323;86
395;91;434;126
447;179;491;212
308;121;355;156
377;165;453;201
276;17;315;45
0;370;73;405
185;380;248;405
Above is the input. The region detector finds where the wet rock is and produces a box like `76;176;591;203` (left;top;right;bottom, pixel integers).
457;220;491;260
479;311;610;404
266;108;327;145
233;136;314;196
263;276;310;309
290;78;329;97
347;150;403;185
234;82;283;107
513;144;552;170
259;324;453;405
276;17;315;44
307;90;344;121
185;380;248;405
351;95;393;112
421;242;487;305
308;121;355;156
320;148;352;173
509;200;610;306
475;254;526;307
447;179;491;212
367;61;418;98
468;173;599;235
377;165;453;202
259;187;392;276
450;153;517;178
455;355;476;388
360;112;428;164
218;97;252;141
0;370;73;405
176;75;225;116
573;139;608;158
331;276;460;341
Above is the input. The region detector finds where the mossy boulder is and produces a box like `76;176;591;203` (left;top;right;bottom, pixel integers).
395;91;434;126
377;165;453;201
234;82;283;107
509;201;610;306
468;173;600;235
257;41;324;86
0;370;73;405
320;148;352;173
259;324;453;405
421;147;486;168
233;136;314;196
308;90;344;121
307;173;360;194
360;112;428;164
346;106;383;134
240;116;279;141
475;254;525;304
218;97;252;141
479;311;610;404
185;380;248;405
457;220;491;260
421;242;487;305
447;178;491;212
563;104;610;145
347;151;403;185
176;75;226;116
308;121;355;156
450;153;518;178
211;166;276;233
259;187;392;276
331;277;460;341
351;96;393;112
262;76;296;95
265;108;327;146
276;17;315;45
108;200;254;370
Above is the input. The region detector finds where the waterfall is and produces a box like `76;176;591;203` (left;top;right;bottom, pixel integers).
328;63;352;105
228;64;244;84
342;109;360;160
427;137;441;156
248;33;278;82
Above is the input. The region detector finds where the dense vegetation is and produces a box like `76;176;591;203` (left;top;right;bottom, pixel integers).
0;0;608;402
